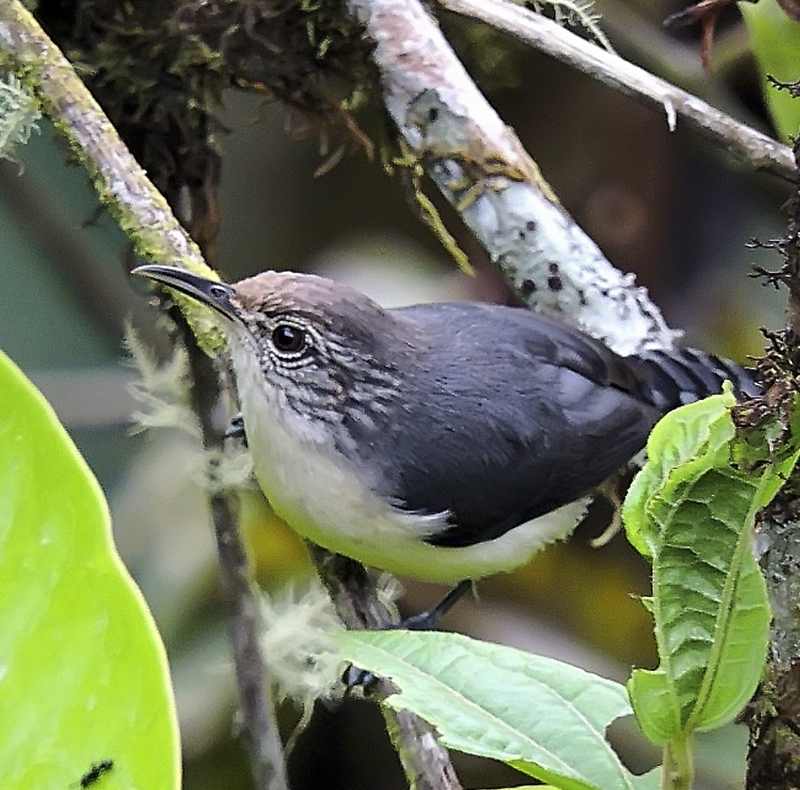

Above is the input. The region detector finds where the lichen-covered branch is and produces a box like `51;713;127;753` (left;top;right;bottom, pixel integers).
436;0;796;184
0;5;189;256
345;0;678;354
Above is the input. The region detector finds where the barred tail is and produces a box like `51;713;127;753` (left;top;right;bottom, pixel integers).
634;348;758;412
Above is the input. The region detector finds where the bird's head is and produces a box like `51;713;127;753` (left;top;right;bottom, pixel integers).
133;265;411;428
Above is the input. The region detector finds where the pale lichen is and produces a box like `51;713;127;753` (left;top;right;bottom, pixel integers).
522;0;614;52
0;70;40;164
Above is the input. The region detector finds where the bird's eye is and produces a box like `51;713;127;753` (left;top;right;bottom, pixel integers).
271;323;306;354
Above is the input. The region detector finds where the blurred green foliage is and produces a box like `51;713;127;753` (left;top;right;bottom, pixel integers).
740;1;800;142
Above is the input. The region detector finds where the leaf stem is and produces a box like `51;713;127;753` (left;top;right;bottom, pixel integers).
662;736;693;790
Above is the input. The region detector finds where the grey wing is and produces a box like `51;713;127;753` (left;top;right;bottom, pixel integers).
370;302;662;547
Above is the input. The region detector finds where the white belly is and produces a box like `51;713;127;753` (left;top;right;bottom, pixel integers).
234;345;587;583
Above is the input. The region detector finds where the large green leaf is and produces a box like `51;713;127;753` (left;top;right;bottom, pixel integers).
740;0;800;142
624;391;796;745
0;350;180;790
339;630;658;790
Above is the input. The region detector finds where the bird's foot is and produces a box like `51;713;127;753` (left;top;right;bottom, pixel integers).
225;412;247;446
343;580;474;694
396;579;473;630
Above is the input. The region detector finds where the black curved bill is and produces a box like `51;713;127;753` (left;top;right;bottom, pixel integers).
132;264;239;322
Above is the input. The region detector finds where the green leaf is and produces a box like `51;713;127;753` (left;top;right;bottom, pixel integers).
339;630;658;790
740;1;800;142
0;350;180;790
623;393;734;559
624;391;792;745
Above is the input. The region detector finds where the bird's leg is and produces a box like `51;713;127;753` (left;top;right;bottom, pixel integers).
397;579;474;630
225;412;247;446
343;580;474;693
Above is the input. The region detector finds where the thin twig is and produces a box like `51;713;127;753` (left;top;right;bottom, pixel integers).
435;0;796;183
0;4;289;789
308;546;463;790
178;319;289;790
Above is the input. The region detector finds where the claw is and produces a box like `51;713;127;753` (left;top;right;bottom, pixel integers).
343;664;381;696
341;580;474;693
398;580;473;630
225;412;247;446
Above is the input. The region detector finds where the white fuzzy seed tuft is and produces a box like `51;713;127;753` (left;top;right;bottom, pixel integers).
260;581;347;707
125;326;200;438
125;325;255;493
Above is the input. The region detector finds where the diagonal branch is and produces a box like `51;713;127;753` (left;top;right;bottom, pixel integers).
437;0;795;183
345;0;678;355
0;2;221;351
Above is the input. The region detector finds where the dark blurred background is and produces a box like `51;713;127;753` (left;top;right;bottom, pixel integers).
0;0;792;787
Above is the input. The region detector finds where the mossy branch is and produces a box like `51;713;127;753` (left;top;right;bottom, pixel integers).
0;1;224;352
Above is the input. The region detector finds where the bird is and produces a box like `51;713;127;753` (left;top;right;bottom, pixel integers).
134;264;756;595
